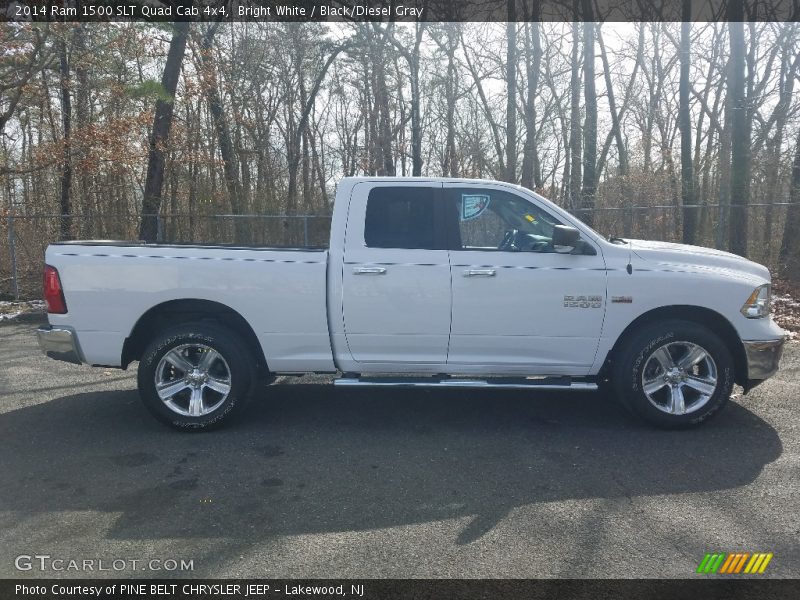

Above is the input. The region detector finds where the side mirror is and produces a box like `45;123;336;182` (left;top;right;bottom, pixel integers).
553;225;580;254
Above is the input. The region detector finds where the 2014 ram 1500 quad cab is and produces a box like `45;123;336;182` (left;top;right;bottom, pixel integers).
37;177;786;429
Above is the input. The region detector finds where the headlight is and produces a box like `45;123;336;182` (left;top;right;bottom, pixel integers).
741;284;771;318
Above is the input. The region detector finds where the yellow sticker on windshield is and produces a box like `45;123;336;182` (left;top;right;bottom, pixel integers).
525;214;537;223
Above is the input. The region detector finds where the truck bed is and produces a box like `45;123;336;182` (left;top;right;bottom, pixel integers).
45;241;336;372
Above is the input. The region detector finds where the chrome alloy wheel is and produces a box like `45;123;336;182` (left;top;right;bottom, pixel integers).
154;344;232;417
641;341;718;416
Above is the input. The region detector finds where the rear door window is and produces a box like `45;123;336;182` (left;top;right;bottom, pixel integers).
364;187;440;249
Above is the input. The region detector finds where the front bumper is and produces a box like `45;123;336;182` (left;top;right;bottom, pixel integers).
36;325;84;365
743;337;785;382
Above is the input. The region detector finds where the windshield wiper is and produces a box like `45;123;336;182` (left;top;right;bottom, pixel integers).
608;235;627;244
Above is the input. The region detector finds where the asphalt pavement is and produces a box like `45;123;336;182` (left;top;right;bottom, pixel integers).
1;318;798;578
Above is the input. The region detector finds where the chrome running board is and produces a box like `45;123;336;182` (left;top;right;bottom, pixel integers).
334;376;597;391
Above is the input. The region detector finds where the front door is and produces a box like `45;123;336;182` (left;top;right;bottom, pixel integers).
341;182;451;366
444;183;607;375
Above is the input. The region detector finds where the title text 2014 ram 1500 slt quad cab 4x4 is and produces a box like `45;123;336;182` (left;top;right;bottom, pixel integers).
37;177;786;430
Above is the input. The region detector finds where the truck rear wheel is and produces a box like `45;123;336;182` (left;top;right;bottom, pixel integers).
611;320;734;428
137;323;256;430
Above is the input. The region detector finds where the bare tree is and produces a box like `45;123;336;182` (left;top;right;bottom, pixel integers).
596;26;629;179
521;19;543;190
139;22;190;242
461;26;505;179
285;37;351;214
199;23;248;241
716;36;733;251
440;24;460;177
759;25;798;258
780;131;800;279
728;3;750;256
568;21;582;210
580;18;597;225
504;2;517;183
386;22;427;176
0;25;52;136
596;24;642;235
367;25;395;176
679;3;697;244
57;26;73;241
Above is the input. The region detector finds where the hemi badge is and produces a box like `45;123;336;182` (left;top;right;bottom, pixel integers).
612;296;633;304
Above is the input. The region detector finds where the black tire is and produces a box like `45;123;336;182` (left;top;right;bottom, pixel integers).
611;320;734;428
137;322;256;430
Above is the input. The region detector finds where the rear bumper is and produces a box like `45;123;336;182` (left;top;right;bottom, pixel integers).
743;337;785;385
36;325;84;365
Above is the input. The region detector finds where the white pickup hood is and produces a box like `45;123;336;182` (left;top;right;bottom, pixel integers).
628;239;770;281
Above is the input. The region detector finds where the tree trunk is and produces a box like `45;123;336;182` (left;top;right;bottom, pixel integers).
443;24;458;177
679;6;697;245
521;20;542;190
716;92;733;250
287;42;350;218
370;26;395;176
408;56;422;176
59;31;72;241
300;76;311;212
139;22;189;241
779;132;800;280
460;28;506;178
727;7;750;257
763;40;796;261
568;21;582;211
74;24;92;238
504;6;517;183
597;24;637;235
596;25;628;179
409;24;425;176
200;24;246;242
386;23;426;176
580;19;597;226
187;101;198;241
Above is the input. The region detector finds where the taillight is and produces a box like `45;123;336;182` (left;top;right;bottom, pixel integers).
43;264;67;314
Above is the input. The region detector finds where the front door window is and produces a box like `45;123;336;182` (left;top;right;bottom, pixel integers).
446;188;564;253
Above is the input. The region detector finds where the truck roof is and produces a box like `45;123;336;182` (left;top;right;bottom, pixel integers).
340;176;528;188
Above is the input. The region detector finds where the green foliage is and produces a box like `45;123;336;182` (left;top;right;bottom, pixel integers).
128;79;173;103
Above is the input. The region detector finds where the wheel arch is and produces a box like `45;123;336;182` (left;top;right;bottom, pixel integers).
121;299;268;373
601;305;748;387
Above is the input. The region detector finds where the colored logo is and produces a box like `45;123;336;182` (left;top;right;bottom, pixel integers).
697;552;773;574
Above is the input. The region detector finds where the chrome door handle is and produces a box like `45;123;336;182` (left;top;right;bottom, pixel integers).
353;266;387;275
463;269;496;277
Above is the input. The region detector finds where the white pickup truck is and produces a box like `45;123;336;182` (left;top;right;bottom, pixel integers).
37;177;785;430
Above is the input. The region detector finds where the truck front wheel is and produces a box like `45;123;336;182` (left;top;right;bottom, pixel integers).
612;320;734;428
137;323;256;430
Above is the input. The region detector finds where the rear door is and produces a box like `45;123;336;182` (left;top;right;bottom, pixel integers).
341;182;451;366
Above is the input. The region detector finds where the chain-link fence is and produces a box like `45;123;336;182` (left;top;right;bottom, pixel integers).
1;202;794;300
572;202;793;270
1;213;333;300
